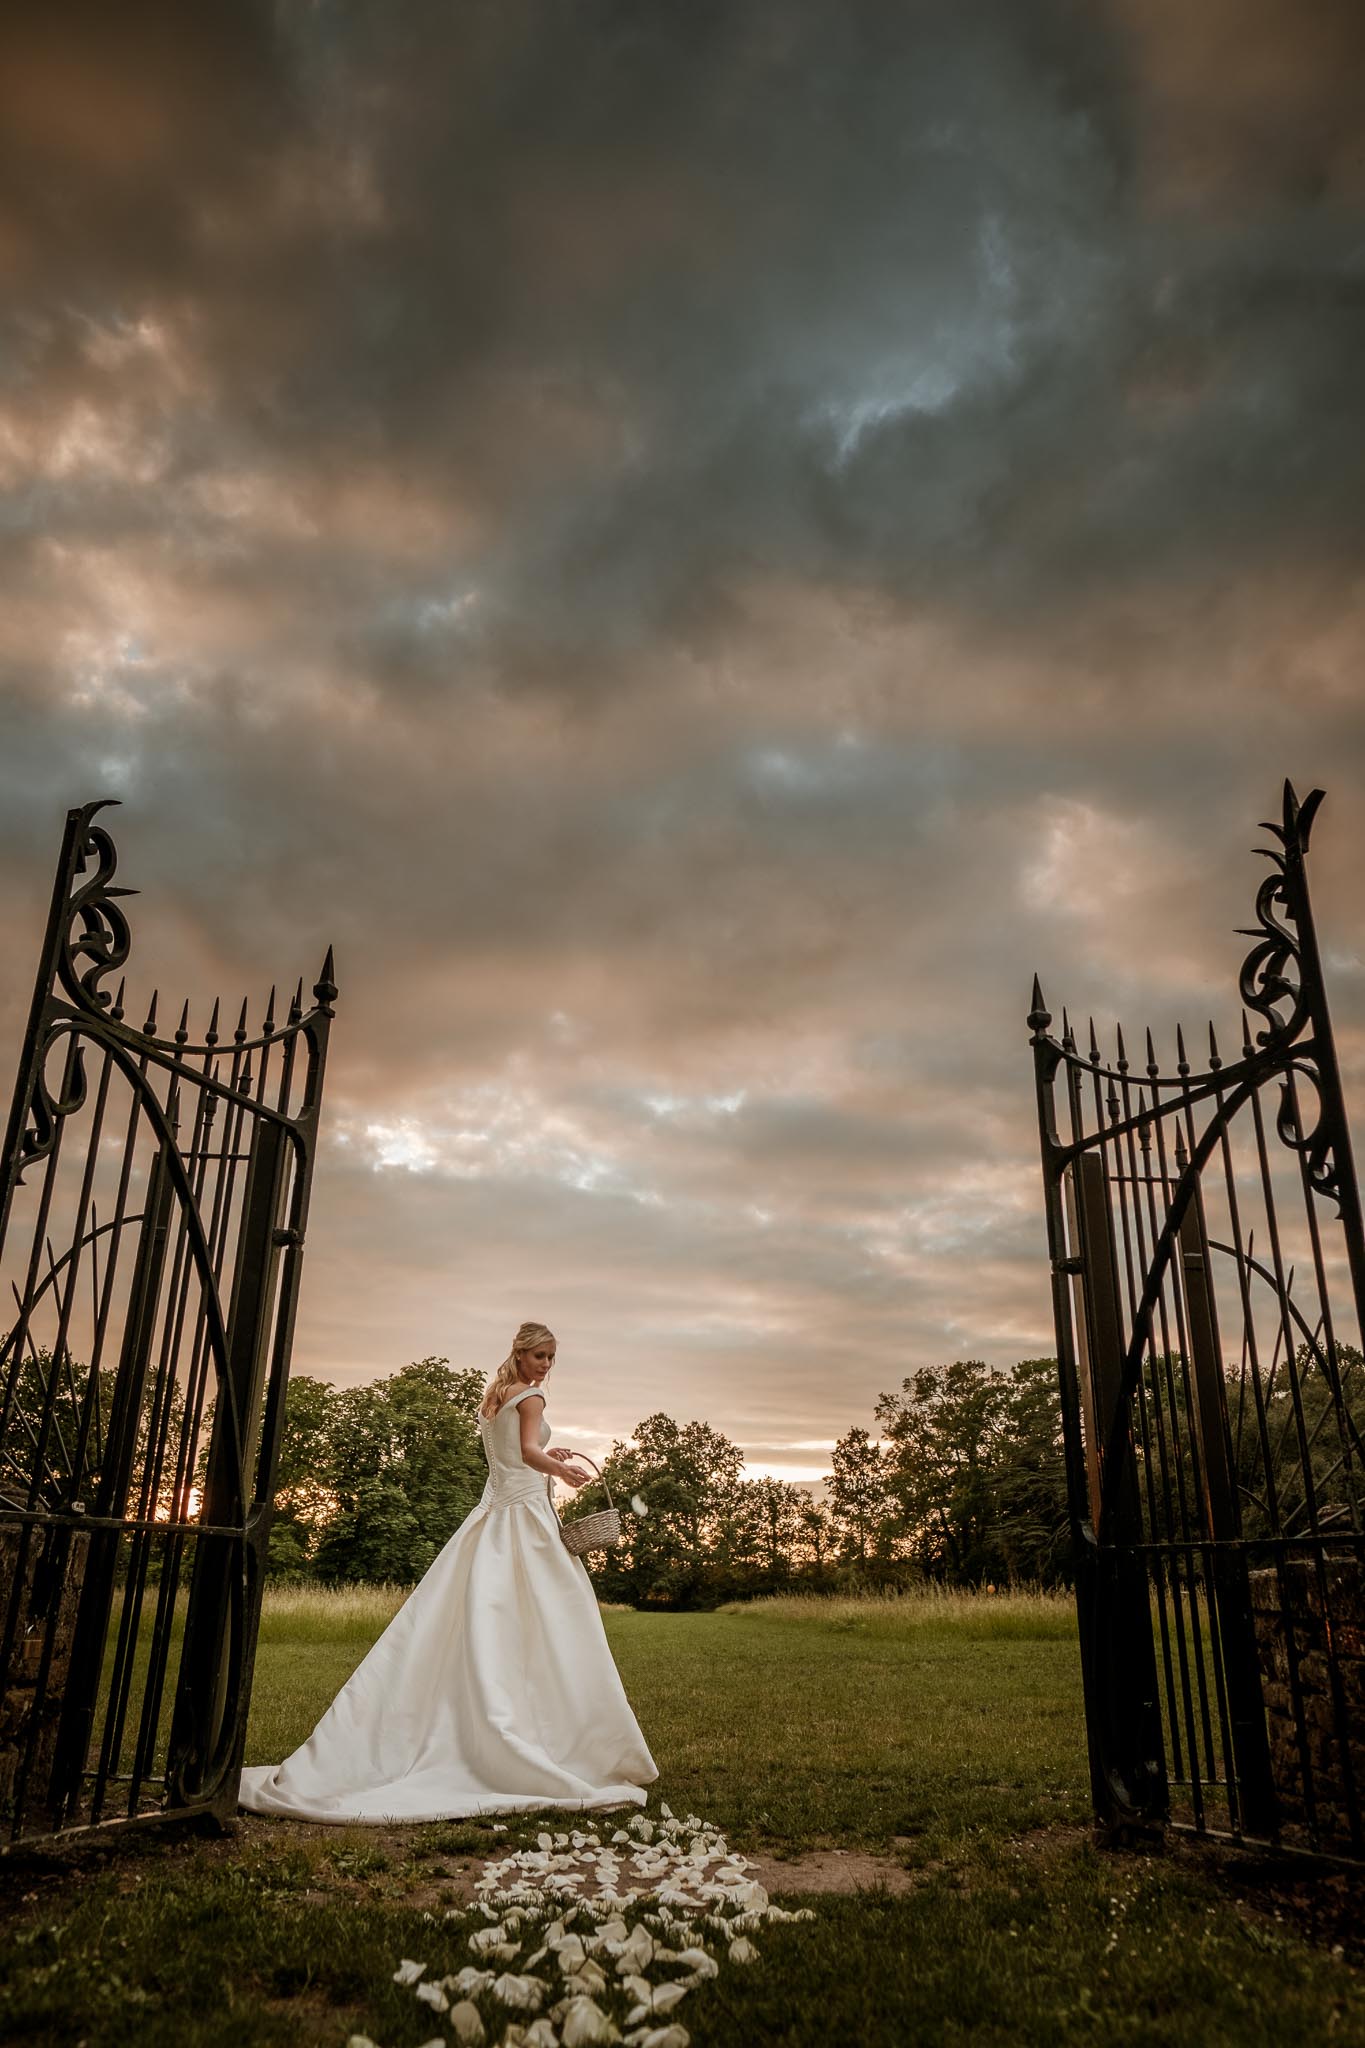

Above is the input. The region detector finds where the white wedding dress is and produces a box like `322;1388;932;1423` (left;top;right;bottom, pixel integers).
237;1385;658;1821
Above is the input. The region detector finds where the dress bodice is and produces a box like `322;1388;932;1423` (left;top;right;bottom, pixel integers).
477;1385;553;1506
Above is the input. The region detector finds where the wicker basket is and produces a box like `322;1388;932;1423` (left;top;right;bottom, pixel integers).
557;1455;622;1555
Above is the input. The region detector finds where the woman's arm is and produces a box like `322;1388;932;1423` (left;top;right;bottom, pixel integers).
517;1397;592;1485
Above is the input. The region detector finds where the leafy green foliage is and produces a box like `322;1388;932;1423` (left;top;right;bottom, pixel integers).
265;1354;1075;1599
272;1357;487;1585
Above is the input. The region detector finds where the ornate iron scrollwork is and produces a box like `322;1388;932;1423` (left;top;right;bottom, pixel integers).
18;1034;87;1174
55;799;136;1019
1028;779;1365;1862
1236;781;1323;1056
0;801;336;1853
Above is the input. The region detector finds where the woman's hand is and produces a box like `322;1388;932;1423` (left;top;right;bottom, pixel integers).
556;1461;595;1489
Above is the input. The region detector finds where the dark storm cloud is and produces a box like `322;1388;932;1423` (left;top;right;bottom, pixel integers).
2;0;1365;1473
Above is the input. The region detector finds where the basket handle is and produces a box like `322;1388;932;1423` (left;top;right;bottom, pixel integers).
556;1451;614;1508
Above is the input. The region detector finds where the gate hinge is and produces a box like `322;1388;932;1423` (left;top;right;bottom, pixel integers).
272;1227;303;1248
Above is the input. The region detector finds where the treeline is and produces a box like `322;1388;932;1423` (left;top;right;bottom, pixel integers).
14;1342;1359;1604
265;1354;1073;1603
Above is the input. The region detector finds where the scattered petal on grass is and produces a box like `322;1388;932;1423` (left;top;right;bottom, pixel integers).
449;1966;496;1995
347;2037;381;2048
389;1806;792;2048
564;1959;610;1997
624;1983;690;2027
494;1972;547;2011
614;1926;654;1974
560;1993;622;2045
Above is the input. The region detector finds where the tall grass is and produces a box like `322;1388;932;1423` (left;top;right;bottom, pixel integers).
715;1582;1078;1637
255;1581;409;1641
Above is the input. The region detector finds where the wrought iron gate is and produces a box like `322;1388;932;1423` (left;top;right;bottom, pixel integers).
0;800;336;1849
1029;783;1364;1858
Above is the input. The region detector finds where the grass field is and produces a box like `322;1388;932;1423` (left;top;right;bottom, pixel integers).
3;1585;1363;2047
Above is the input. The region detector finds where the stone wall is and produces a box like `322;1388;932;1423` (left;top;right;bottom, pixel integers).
0;1522;90;1834
1248;1556;1365;1852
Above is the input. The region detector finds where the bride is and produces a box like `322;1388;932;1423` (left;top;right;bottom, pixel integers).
238;1322;659;1821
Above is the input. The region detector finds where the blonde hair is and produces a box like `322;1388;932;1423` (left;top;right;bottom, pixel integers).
478;1321;556;1419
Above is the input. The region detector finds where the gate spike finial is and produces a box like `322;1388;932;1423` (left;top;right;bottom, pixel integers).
1027;975;1052;1040
1240;1007;1255;1058
143;989;159;1036
1061;1006;1076;1054
205;997;220;1047
1176;1024;1189;1077
1208;1020;1222;1071
1137;1093;1152;1154
288;978;303;1024
234;996;249;1043
1145;1026;1158;1078
263;985;276;1035
1088;1016;1100;1064
175;999;190;1046
1115;1021;1128;1073
1106;1078;1120;1124
1173;1122;1188;1171
112;977;126;1022
313;944;338;1010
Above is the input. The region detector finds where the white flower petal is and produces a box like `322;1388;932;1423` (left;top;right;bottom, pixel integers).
560;1994;622;2046
450;2003;487;2046
449;1966;495;1995
728;1937;759;1965
416;1981;451;2011
393;1958;428;1986
493;1972;546;2012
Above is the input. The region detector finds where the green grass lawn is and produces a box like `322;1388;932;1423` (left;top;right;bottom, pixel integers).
3;1586;1363;2048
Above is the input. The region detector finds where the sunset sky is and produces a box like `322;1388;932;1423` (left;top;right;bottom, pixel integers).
2;1;1364;1487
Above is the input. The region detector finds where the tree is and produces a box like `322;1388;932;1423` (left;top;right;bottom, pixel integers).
993;1357;1071;1585
876;1360;1010;1584
309;1357;487;1584
825;1425;894;1566
794;1496;836;1579
267;1374;338;1576
583;1413;745;1609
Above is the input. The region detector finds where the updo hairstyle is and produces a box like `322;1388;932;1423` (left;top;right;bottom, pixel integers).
478;1321;556;1418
